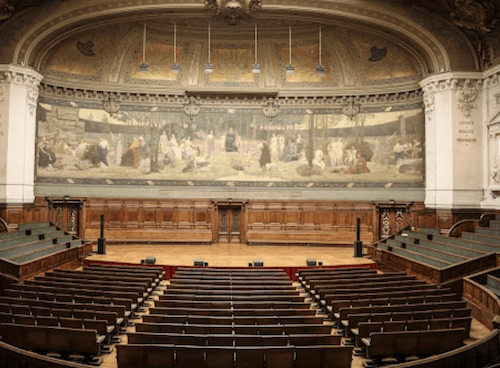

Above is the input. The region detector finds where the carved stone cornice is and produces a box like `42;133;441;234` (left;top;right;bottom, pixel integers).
0;65;43;115
0;64;43;88
39;82;423;108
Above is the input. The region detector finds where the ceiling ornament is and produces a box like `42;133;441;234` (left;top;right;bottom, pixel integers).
103;94;120;117
343;96;360;120
205;0;262;27
262;97;279;121
184;96;200;121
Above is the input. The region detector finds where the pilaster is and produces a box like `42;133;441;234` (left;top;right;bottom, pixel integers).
420;72;484;209
0;64;43;204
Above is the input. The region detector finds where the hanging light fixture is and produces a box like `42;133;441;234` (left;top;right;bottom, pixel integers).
252;22;260;74
139;22;149;73
171;23;180;73
205;22;214;73
286;23;294;74
316;26;325;75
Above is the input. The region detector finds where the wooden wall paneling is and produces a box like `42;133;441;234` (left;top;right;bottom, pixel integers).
177;202;193;229
124;200;140;228
142;202;158;228
318;204;334;231
284;203;300;230
268;203;282;230
301;203;316;229
160;202;175;228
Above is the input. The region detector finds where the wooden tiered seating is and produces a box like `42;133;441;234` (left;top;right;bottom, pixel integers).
0;264;164;366
296;267;472;365
118;267;352;368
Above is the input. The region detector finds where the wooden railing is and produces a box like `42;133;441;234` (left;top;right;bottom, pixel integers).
447;213;496;238
0;218;7;233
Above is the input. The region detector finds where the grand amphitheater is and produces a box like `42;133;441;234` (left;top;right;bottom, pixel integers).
1;0;500;367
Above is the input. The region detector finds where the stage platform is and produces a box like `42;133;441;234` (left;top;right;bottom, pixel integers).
84;243;376;280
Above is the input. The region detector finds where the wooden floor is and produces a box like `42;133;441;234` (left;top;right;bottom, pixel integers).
86;243;376;268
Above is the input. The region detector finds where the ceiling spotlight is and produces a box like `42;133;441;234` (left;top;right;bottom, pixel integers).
205;22;214;74
252;22;260;74
286;23;294;75
316;27;324;76
140;22;149;73
171;23;180;73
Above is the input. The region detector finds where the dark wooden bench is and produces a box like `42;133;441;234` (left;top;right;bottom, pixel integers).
84;264;165;278
148;306;315;317
0;323;104;364
160;291;301;300
362;328;466;359
134;322;331;335
143;313;324;325
166;284;297;291
162;288;300;296
127;332;342;346
116;344;352;368
326;291;459;315
169;279;292;286
354;315;472;347
154;299;308;309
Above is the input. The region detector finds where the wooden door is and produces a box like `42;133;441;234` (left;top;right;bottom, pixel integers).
218;206;242;243
50;199;83;237
377;204;411;239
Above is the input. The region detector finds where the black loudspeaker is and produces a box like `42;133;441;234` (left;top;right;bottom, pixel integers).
194;259;204;266
204;262;209;267
248;263;253;267
253;259;264;267
318;261;323;266
306;259;316;266
145;257;156;265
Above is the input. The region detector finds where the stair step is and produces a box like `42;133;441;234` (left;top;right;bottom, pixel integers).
418;227;441;236
10;244;69;264
379;243;450;269
402;235;486;258
0;230;27;242
0;239;56;259
388;239;468;264
476;227;500;238
462;232;500;249
18;222;51;231
0;234;41;250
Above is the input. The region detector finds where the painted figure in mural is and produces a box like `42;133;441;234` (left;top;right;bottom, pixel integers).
235;133;242;152
327;138;345;167
313;149;326;172
270;134;279;161
121;137;141;168
139;137;150;160
278;135;285;159
98;137;109;167
159;131;169;156
110;132;123;165
181;136;195;160
344;153;371;174
258;142;271;170
38;137;57;170
225;127;238;152
345;146;357;167
393;140;405;170
296;134;305;158
280;139;298;162
162;142;177;169
170;134;182;161
205;130;215;160
75;139;89;159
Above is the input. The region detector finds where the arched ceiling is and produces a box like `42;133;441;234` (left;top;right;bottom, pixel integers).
0;0;493;95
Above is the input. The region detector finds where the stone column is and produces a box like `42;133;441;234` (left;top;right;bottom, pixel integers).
0;64;43;204
420;73;484;209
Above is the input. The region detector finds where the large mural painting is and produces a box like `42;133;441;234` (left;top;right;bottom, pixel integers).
35;98;424;188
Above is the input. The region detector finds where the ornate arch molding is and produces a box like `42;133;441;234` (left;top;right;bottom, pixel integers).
0;0;467;74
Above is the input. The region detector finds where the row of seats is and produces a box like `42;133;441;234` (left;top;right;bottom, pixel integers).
118;266;351;368
296;267;471;367
0;263;165;366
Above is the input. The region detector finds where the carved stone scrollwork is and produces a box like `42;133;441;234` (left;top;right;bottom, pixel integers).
423;92;435;123
205;0;262;27
27;85;38;115
457;79;477;118
343;96;360;120
0;84;4;102
262;97;279;121
183;96;200;121
0;66;43;115
103;93;120;117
